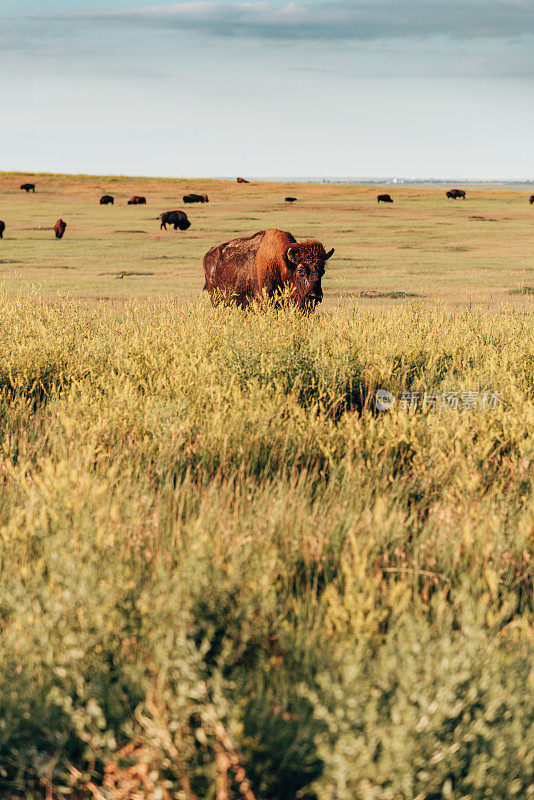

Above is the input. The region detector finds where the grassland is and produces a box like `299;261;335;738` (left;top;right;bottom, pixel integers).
0;174;533;800
1;172;534;307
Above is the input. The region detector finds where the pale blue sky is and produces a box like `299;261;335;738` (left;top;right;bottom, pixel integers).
2;0;534;178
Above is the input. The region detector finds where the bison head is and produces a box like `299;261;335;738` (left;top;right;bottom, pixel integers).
285;240;334;308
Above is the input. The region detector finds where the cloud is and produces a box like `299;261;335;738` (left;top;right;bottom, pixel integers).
45;0;534;41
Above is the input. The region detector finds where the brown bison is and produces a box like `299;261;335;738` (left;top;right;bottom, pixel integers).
446;189;466;199
128;196;146;205
183;193;209;203
530;195;534;205
100;195;114;205
236;177;249;184
285;197;297;203
0;221;4;239
20;183;35;192
203;228;334;310
377;194;393;203
54;219;67;239
159;210;191;230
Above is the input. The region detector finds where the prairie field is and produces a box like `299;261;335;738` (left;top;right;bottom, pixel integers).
1;172;534;308
0;174;533;800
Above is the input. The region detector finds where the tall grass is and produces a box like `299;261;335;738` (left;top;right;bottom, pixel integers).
1;290;533;799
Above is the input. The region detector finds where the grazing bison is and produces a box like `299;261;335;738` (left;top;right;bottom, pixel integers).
20;183;35;192
446;189;466;199
0;221;4;239
54;219;67;239
159;210;191;230
285;197;297;203
236;177;249;183
100;195;114;205
128;195;146;205
530;195;534;205
203;228;334;310
377;194;393;203
183;193;209;203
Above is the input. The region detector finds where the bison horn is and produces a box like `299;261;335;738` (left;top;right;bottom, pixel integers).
325;248;334;260
286;247;297;264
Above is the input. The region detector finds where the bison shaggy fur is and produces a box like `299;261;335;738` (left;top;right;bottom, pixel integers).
159;210;191;231
183;194;209;203
54;219;67;239
203;228;334;310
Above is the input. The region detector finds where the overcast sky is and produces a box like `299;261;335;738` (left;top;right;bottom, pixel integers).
2;0;534;179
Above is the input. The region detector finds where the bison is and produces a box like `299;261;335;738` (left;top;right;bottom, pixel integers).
20;183;35;192
54;219;67;239
203;228;334;310
100;195;114;205
236;177;249;184
128;196;146;205
183;193;209;203
159;210;191;231
446;189;466;199
530;195;534;205
0;221;4;239
377;194;393;203
285;197;297;203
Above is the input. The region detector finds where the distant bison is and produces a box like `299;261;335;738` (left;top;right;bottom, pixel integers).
100;195;114;205
285;197;297;203
530;195;534;205
20;183;35;192
128;196;146;205
0;221;4;239
183;193;209;203
236;177;249;184
159;210;191;231
446;189;466;199
203;228;334;310
54;219;67;239
377;194;393;203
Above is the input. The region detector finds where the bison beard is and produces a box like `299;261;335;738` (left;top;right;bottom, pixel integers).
203;228;334;310
0;221;5;239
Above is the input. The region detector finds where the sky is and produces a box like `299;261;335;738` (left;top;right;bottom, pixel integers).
1;0;534;179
